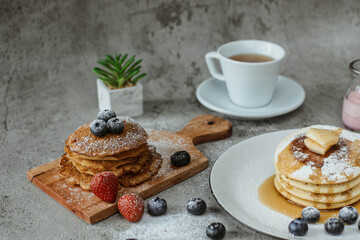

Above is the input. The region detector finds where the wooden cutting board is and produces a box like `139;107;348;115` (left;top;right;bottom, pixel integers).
27;115;232;224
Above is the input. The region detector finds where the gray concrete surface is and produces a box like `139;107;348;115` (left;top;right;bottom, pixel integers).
1;0;360;239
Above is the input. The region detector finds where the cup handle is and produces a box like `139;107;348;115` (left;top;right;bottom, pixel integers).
205;51;225;81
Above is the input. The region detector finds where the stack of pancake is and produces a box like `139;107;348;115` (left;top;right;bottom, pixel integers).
60;117;162;190
274;125;360;209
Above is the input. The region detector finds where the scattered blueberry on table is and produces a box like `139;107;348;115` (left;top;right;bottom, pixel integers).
288;218;308;236
206;222;226;239
171;150;191;167
324;217;344;235
301;206;320;223
338;206;358;225
147;197;167;216
187;198;207;215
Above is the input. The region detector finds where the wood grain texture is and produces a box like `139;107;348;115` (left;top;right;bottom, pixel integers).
27;115;232;224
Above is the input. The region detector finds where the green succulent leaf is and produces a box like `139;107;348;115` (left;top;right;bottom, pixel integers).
99;76;116;85
125;59;142;75
94;53;146;88
119;54;128;68
115;54;121;63
93;67;116;78
119;55;135;75
130;73;147;83
127;66;141;76
97;59;117;73
105;55;116;65
125;69;140;82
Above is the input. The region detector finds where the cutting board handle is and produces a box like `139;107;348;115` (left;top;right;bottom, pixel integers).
176;115;232;145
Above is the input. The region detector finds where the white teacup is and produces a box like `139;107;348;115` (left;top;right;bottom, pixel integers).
205;40;286;108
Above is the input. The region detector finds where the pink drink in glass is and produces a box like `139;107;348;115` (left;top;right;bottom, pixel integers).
342;90;360;130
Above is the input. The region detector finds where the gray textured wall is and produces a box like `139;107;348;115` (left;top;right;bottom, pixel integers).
1;0;360;106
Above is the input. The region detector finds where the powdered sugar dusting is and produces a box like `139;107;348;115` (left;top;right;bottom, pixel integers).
113;210;224;239
68;118;147;156
302;206;320;217
72;132;144;154
55;181;93;204
288;134;360;182
321;143;360;182
147;129;192;176
291;165;316;180
116;116;137;125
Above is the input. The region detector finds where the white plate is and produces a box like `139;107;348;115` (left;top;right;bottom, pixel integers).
210;130;360;239
196;76;305;120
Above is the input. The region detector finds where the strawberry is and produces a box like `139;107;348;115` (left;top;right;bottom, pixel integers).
118;194;144;222
90;171;118;203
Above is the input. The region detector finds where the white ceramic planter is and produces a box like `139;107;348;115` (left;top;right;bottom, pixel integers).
97;79;143;117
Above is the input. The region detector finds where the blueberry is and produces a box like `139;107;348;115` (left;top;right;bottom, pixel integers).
107;117;125;134
171;151;191;167
301;206;320;223
358;219;360;230
97;109;116;122
206;222;226;239
147;197;167;216
338;206;358;224
324;217;344;235
288;218;308;236
90;119;107;137
187;198;206;215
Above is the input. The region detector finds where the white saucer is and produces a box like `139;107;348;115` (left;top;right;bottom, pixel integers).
196;76;305;120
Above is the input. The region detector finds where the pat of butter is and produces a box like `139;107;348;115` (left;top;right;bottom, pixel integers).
304;128;339;155
304;138;327;155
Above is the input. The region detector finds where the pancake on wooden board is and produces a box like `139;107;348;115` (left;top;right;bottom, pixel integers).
60;117;162;191
60;145;162;190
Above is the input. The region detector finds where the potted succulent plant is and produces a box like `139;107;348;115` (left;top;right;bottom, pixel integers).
94;53;147;117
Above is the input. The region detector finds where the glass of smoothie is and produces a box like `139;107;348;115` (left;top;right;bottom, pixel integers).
342;59;360;130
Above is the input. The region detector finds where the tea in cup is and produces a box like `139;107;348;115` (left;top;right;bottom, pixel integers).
205;40;286;108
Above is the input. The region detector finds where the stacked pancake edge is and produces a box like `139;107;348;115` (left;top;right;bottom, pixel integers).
275;125;360;210
60;117;162;191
